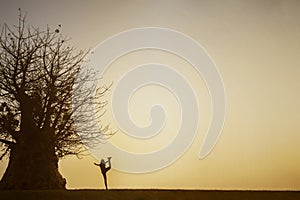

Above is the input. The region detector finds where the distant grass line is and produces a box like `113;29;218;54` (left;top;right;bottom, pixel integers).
0;189;299;200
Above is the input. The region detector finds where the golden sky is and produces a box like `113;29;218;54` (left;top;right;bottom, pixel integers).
0;0;300;190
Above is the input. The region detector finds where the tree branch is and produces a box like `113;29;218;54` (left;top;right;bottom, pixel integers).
0;138;16;146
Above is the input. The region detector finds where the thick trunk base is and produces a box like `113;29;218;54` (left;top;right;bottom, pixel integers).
0;147;66;190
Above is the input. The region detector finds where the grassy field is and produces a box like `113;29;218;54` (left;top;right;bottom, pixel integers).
0;189;299;200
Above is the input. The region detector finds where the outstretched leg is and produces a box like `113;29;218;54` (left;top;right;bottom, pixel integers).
107;157;112;168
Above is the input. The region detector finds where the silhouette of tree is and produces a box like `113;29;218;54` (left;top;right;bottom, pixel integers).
0;12;112;189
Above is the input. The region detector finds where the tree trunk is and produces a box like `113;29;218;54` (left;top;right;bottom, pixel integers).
0;145;66;190
0;95;66;190
0;130;66;190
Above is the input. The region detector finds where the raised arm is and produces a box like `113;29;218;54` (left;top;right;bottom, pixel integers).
94;163;100;166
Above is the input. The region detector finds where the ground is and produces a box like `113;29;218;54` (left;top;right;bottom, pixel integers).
0;189;299;200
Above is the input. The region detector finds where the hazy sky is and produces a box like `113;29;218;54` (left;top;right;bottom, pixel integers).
0;0;299;190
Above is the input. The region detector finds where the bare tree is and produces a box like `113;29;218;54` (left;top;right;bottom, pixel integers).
0;12;112;189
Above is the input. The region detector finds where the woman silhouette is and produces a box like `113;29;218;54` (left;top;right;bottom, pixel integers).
94;157;112;190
